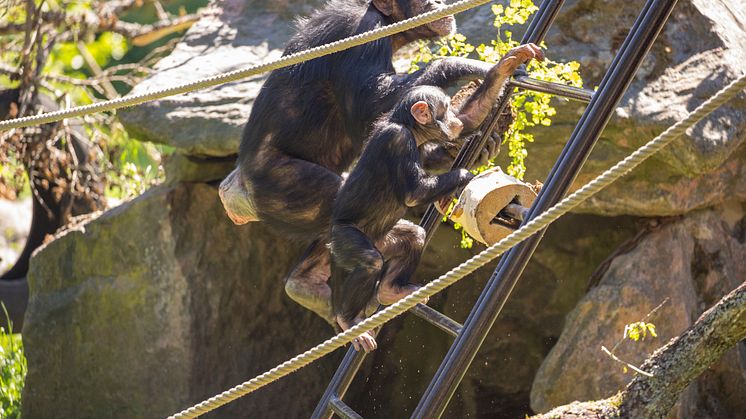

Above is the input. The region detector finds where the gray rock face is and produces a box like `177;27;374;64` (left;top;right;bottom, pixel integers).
21;181;638;418
21;183;337;418
119;0;324;157
0;198;31;273
530;202;746;417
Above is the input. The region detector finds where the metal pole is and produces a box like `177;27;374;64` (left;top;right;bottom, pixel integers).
411;1;677;417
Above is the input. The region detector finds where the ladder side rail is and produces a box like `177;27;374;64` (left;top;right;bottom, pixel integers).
411;1;677;417
311;345;368;419
509;76;594;103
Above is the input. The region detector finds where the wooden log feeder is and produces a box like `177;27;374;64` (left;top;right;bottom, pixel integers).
436;167;539;246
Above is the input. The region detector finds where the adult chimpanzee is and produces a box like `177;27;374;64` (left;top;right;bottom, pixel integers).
229;0;540;323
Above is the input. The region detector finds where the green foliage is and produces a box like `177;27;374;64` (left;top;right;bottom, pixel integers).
440;199;474;248
0;0;206;201
0;306;25;419
624;321;658;342
410;0;583;248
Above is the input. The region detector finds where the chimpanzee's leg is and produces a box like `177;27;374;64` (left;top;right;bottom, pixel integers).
329;223;383;352
284;239;334;325
375;219;427;305
330;224;384;321
249;154;343;324
248;153;343;237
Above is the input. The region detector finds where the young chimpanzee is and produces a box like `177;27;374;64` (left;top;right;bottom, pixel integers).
330;85;489;352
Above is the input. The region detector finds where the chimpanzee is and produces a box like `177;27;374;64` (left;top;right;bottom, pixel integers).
329;40;542;351
329;85;472;351
229;0;541;323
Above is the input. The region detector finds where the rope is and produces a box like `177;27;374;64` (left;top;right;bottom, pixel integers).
0;0;493;132
167;73;746;419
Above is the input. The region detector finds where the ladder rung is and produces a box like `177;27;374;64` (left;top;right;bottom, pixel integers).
410;303;462;337
329;396;363;419
510;76;594;103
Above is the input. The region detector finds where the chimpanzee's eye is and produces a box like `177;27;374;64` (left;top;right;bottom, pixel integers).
436;105;447;121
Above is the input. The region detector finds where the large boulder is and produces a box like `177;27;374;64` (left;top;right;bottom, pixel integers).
21;181;638;418
118;0;325;157
21;183;337;418
531;202;746;417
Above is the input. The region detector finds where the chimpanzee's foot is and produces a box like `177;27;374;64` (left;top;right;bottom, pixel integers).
336;316;378;352
377;283;428;306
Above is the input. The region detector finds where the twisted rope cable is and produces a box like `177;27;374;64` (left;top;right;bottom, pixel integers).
167;73;746;419
0;0;492;132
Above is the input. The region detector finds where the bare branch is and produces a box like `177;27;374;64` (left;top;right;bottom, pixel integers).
531;282;746;418
600;346;654;378
111;14;200;46
76;42;118;99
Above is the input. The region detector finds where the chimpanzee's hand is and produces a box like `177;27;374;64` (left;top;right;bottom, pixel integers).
443;131;499;168
459;131;499;168
458;168;475;186
476;131;499;167
495;43;544;77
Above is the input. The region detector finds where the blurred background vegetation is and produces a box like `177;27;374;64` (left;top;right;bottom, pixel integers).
0;0;208;202
0;0;209;415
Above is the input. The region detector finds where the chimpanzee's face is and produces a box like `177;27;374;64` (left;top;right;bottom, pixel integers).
435;103;464;140
411;99;463;145
406;0;457;37
375;0;456;38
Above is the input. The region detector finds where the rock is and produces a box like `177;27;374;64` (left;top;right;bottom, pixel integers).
460;0;746;216
21;183;339;418
530;202;746;417
119;0;325;157
163;152;235;184
21;179;640;418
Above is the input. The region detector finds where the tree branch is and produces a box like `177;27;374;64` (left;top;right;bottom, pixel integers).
531;281;746;418
0;9;199;47
108;14;200;46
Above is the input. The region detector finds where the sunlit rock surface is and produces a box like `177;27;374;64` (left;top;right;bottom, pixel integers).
531;202;746;417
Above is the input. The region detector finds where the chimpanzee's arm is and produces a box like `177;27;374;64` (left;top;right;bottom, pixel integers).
394;57;493;90
457;44;544;132
405;166;474;207
419;142;456;172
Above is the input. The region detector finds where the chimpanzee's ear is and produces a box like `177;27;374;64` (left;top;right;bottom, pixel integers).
372;0;394;16
410;101;432;125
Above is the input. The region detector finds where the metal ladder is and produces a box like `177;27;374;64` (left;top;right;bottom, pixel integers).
313;0;678;417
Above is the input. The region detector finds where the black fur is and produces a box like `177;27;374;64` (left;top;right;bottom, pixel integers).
329;86;474;323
